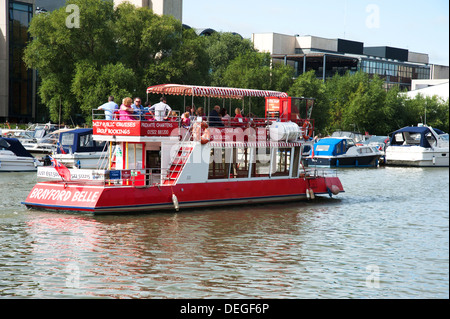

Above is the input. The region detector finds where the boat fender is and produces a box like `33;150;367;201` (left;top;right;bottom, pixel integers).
331;185;340;195
302;120;313;140
172;193;179;212
309;188;315;200
326;187;333;198
306;188;310;200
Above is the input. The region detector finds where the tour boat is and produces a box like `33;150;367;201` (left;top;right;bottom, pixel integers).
22;84;344;214
385;125;449;167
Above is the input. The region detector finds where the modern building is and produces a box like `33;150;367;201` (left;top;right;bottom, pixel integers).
1;0;36;123
252;33;449;91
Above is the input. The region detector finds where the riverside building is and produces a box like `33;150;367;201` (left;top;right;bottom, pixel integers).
252;33;449;91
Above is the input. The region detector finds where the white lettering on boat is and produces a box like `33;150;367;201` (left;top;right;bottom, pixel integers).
29;188;100;203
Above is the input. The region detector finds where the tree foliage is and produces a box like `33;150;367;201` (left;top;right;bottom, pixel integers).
24;0;449;134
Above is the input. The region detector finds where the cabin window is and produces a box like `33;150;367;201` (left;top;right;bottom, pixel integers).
208;148;231;179
272;148;291;177
252;147;271;177
316;145;330;152
230;147;250;178
292;146;301;178
61;133;75;146
79;134;95;148
127;143;143;169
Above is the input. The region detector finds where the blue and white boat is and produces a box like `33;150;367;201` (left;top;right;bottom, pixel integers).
306;137;382;168
385;125;449;167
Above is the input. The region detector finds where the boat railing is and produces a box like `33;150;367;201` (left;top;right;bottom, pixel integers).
92;109;313;132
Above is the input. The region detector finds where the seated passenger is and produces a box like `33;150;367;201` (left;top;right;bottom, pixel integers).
234;107;244;122
181;112;191;128
118;97;136;120
208;105;224;127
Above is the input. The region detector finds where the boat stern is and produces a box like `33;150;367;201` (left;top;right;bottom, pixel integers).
22;182;104;213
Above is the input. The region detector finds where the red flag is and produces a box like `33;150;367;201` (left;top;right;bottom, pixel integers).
49;156;71;181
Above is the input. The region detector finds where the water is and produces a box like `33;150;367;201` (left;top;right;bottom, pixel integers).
0;167;448;299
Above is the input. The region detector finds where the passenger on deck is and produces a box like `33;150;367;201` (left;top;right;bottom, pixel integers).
132;97;145;119
98;96;118;120
208;105;224;127
149;97;172;121
234;108;244;123
181;112;191;128
196;107;207;121
118;97;136;121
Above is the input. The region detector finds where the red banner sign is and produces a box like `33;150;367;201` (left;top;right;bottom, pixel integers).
93;120;178;137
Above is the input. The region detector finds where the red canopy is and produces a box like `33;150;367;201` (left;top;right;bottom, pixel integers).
146;84;288;99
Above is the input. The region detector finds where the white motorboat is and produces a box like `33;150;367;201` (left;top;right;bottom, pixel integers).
385;125;449;167
0;137;41;172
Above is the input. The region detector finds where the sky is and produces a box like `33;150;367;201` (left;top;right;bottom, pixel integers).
183;0;449;65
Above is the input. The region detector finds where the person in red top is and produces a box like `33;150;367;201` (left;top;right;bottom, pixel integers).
234;107;244;122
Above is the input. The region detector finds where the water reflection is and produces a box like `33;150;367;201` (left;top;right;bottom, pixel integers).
0;168;448;298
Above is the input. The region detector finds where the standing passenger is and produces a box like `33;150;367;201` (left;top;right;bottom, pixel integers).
149;97;172;121
98;96;118;120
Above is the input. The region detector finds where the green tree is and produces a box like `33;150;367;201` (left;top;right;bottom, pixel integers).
202;32;256;86
288;70;327;132
24;0;210;123
222;52;294;116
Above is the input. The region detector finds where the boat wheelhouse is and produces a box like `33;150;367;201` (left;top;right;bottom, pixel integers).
23;84;344;214
385;125;449;167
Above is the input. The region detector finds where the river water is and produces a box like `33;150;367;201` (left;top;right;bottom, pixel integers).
0;167;448;299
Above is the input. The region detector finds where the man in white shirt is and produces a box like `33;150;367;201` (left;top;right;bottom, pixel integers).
98;96;118;120
149;97;172;121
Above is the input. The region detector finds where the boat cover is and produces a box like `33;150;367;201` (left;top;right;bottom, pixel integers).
146;84;288;99
390;126;445;148
0;137;34;158
313;138;347;156
57;128;105;154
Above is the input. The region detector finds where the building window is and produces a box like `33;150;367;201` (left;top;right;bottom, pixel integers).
9;0;33;121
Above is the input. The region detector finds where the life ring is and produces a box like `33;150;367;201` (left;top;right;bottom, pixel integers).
302;120;313;140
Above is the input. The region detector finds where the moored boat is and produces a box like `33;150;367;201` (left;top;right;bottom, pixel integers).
0;137;41;172
385;125;449;167
23;84;344;214
306;137;382;168
45;128;107;169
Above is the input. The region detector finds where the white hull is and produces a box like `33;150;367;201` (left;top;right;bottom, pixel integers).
385;146;449;167
0;156;38;172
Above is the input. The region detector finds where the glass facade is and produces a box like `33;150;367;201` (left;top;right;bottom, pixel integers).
9;0;34;122
360;59;430;90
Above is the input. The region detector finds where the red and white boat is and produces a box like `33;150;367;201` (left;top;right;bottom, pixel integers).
23;84;344;214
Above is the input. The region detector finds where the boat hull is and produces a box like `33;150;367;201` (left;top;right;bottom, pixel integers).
0;156;38;172
306;155;381;168
22;177;344;214
385;147;449;167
